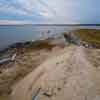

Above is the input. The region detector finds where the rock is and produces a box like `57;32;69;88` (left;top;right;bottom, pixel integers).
63;32;81;45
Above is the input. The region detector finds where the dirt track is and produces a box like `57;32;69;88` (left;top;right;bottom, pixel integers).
11;45;100;100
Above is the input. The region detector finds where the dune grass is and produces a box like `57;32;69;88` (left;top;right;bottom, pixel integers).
30;39;56;50
74;29;100;46
15;39;56;54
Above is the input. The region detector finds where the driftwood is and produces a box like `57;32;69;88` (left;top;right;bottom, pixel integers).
0;53;16;65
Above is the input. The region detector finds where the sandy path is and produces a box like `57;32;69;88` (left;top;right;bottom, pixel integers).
11;46;100;100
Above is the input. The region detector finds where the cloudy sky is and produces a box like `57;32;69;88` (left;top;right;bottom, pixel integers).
0;0;100;24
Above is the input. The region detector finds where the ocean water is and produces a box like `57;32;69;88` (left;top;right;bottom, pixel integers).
0;25;100;50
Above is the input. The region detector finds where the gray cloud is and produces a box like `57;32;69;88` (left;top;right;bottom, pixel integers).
0;0;81;24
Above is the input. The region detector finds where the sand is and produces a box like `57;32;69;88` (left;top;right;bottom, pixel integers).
10;45;100;100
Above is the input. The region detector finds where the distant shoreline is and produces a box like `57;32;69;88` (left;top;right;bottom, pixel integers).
0;24;100;26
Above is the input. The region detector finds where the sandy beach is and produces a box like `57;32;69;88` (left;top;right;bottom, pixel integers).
10;45;100;100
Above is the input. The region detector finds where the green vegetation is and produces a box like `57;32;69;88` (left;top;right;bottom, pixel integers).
30;39;56;50
5;39;56;55
17;39;56;54
74;29;100;46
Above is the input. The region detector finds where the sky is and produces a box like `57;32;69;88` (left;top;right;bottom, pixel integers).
0;0;100;24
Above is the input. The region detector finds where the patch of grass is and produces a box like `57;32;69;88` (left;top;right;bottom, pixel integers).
8;39;56;55
21;39;56;52
31;40;56;50
74;29;100;46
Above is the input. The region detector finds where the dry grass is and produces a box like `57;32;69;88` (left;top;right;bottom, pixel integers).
74;29;100;47
30;40;56;50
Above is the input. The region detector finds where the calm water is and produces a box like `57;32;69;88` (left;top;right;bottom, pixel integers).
0;25;100;50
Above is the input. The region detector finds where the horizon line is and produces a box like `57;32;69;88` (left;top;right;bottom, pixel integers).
0;24;100;26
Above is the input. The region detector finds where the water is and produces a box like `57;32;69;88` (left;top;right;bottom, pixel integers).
0;25;100;50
